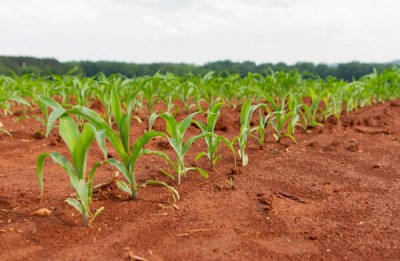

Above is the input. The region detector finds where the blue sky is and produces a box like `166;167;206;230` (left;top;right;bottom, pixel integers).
0;0;399;64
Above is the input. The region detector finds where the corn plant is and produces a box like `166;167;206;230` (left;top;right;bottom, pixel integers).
232;100;268;166
249;107;272;149
149;112;211;185
36;112;107;226
192;102;236;168
158;74;178;113
177;81;196;113
286;94;302;140
301;88;326;129
255;92;294;142
140;74;162;113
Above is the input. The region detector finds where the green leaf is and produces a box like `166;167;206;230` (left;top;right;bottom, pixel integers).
192;120;207;133
91;127;107;160
116;180;132;196
59;114;80;153
74;180;89;211
107;158;128;180
182;132;211;155
212;155;222;166
142;149;177;173
207;102;224;130
119;113;131;153
89;206;105;226
46;108;65;137
65;198;83;215
195;151;207;161
88;161;104;184
218;135;236;166
36;152;77;196
159;113;181;142
72;123;95;180
148;112;159;130
240;99;252;125
129;131;166;169
167;138;182;158
37;95;62;110
159;169;176;181
111;85;123;124
185;167;209;179
6;96;30;107
143;180;180;202
178;112;198;135
0;129;11;137
36;153;50;196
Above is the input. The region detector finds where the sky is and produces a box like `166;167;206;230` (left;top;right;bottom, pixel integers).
0;0;399;65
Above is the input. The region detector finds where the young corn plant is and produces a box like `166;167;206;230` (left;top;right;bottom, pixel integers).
232;100;268;166
41;86;178;201
249;107;272;149
263;93;297;143
301;88;327;129
140;74;162;114
192;102;236;168
286;94;302;140
36;113;107;227
149;112;211;185
177;81;196;113
323;80;345;125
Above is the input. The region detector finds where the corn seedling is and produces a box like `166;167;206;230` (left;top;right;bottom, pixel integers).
140;74;162;113
263;93;297;142
149;112;211;185
286;94;302;140
301;88;326;129
193;102;236;168
177;81;196;113
36;113;107;226
249;107;272;149
232;100;268;166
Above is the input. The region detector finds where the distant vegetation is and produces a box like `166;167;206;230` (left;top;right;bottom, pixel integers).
0;55;399;81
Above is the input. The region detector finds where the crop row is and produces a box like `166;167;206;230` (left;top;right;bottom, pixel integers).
1;69;400;226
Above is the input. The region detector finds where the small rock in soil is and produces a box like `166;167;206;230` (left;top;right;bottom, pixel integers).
373;164;382;169
308;235;318;240
32;208;52;217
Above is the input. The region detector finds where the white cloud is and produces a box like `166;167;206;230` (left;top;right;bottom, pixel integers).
0;0;399;64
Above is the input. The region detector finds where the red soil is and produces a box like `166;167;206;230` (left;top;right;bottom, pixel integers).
0;100;400;261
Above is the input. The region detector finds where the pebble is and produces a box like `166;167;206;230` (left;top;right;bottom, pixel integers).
32;208;52;217
373;164;382;169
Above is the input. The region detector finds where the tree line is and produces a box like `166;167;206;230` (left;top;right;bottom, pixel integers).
0;55;399;81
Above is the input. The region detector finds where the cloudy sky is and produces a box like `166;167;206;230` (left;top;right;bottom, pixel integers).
0;0;399;64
